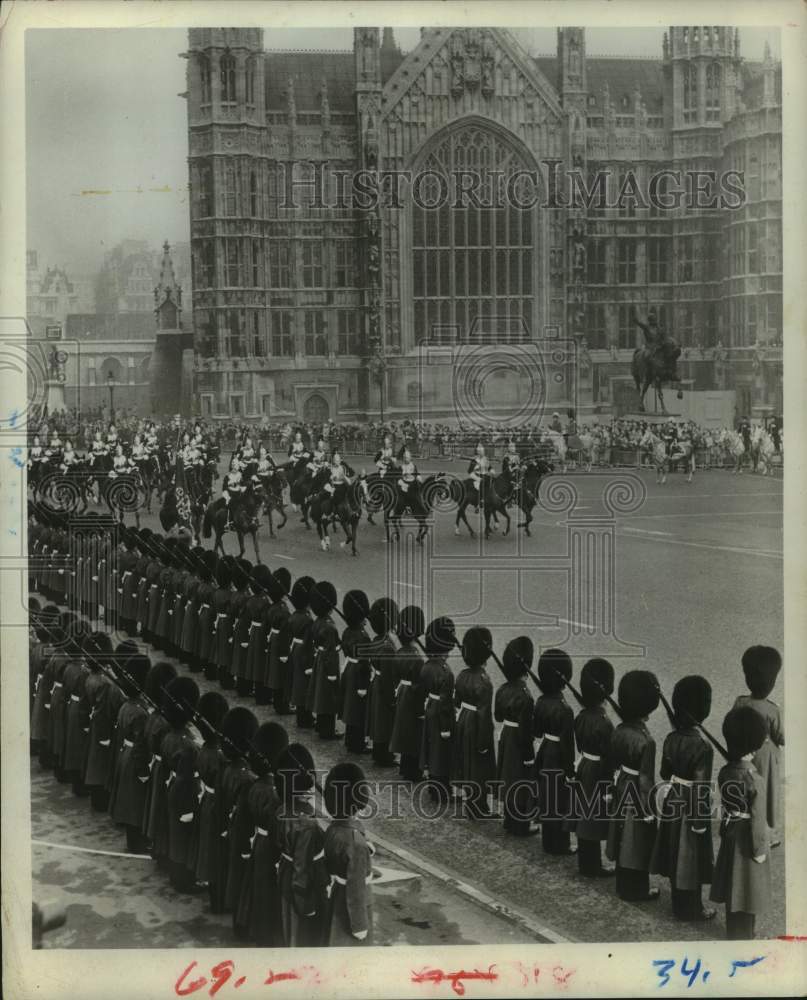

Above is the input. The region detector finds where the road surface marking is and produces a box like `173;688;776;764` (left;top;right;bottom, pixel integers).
32;838;152;860
554;616;596;630
394;580;422;589
624;510;782;520
615;533;782;559
623;527;674;536
272;553;295;560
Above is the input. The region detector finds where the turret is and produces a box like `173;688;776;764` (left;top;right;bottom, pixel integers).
186;28;265;125
665;26;739;127
556;27;587;114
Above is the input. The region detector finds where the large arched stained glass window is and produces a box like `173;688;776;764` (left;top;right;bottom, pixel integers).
412;124;536;343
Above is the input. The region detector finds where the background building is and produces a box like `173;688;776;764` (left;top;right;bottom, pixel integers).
183;25;782;423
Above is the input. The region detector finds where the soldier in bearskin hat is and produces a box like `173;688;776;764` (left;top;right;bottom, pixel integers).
235;722;289;944
570;658;616;877
261;566;292;711
190;690;230;913
339;590;372;755
82;636;127;813
194;550;219;676
606;670;662;901
108;653;152;853
230;558;255;696
495;636;539;837
212;558;234;688
650;675;716;921
366;596;400;768
452;626;497;819
217;707;260;917
323;761;375;946
390;605;427;781
308;581;341;740
733;645;783;845
275;743;329;946
243;564;272;700
534;648;576;855
709;706;771;939
138;660;177;845
420;617;456;806
284;575;316;729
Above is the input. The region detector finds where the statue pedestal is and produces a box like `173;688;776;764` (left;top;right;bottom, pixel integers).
621;411;683;424
45;379;66;414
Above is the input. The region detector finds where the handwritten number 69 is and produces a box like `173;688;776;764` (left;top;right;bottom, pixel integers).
175;960;236;997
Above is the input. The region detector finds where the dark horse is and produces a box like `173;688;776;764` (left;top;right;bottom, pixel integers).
453;459;553;539
309;475;363;556
386;472;448;545
632;340;682;414
202;487;262;562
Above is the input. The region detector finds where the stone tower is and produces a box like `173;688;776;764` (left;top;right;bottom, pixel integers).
150;241;193;416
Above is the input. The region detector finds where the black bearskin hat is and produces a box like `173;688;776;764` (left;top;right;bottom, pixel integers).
722;706;768;760
324;761;370;818
741;645;782;699
309;580;338;618
537;648;573;695
252;563;273;593
424;616;456;657
368;597;399;637
580;658;615;709
215;560;233;590
343;589;370;629
144;660;177;704
275;742;316;800
461;626;493;668
113;639;139;669
195;690;230;741
163;676;200;728
289;575;315;611
502;636;533;681
251;721;289;776
233;558;252;591
220;706;259;760
617;670;661;721
672;675;712;727
397;605;425;644
266;567;290;603
119;653;150;698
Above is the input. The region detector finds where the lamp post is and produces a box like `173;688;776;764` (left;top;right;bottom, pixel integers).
107;371;115;419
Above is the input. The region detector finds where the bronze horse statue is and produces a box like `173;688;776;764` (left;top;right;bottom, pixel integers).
631;308;682;414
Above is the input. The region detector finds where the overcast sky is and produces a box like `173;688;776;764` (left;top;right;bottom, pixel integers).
26;26;781;276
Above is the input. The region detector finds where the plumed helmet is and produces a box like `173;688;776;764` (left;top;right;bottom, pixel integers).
722;706;768;760
252;563;273;593
397;605;425;644
309;580;337;618
343;589;370;628
461;626;493;668
617;670;661;721
220;706;259;760
537;648;573;695
502;635;533;681
424;616;456;657
741;645;782;699
144;660;178;703
289;575;315;611
195;690;229;741
672;675;712;727
368;597;399;637
119;653;150;698
324;761;370;818
215;560;233;590
270;566;291;601
580;658;615;709
251;721;289;775
275;742;316;800
163;675;200;728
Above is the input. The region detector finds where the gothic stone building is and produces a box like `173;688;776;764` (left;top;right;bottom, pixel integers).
184;26;782;424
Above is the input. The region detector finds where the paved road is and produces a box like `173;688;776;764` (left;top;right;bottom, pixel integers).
33;461;785;943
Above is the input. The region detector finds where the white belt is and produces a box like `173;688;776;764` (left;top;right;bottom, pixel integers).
581;751;601;762
399;679;412;688
671;774;694;787
215;613;228;623
313;849;324;861
203;783;215;795
123;739;134;748
315;646;325;653
427;693;440;702
154;754;162;763
725;811;751;821
269;628;279;636
199;604;210;611
280;852;293;863
542;733;560;743
344;656;358;665
251;620;262;627
256;826;269;837
70;694;80;703
291;638;303;647
121;572;132;581
460;702;476;713
502;719;519;728
621;764;639;776
331;873;373;886
52;682;63;690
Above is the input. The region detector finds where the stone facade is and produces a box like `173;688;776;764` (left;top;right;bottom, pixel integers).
183;26;783;422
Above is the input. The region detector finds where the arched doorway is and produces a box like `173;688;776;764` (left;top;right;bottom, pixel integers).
410;119;539;344
303;393;329;423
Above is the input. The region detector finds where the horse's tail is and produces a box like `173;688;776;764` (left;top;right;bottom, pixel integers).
202;504;212;539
